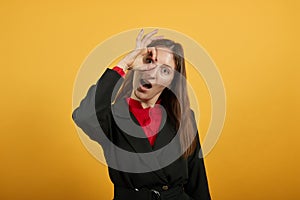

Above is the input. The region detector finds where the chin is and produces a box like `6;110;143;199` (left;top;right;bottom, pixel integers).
133;90;152;102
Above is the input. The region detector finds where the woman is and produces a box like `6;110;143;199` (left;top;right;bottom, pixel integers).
72;29;211;200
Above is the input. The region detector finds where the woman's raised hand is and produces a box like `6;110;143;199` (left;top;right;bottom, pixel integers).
117;29;163;71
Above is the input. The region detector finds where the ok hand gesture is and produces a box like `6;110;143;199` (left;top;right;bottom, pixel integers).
117;29;163;71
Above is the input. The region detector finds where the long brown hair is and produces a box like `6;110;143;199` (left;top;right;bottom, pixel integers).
114;39;197;158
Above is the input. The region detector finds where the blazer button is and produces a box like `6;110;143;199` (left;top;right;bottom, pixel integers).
162;185;169;191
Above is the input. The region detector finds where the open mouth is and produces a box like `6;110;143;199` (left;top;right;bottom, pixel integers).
140;79;152;89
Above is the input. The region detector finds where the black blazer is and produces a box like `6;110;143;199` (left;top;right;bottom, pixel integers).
72;69;211;200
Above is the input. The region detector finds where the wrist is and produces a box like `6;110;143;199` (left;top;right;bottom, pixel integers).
117;61;129;71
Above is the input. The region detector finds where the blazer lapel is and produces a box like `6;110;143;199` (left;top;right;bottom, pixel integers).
112;99;153;152
152;114;177;151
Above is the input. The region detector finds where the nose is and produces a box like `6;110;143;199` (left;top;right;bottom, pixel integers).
143;65;160;79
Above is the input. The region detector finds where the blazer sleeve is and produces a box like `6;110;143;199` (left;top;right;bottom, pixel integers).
184;111;211;200
72;68;124;144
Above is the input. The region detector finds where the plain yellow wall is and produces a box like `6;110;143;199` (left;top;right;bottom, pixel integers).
1;0;299;199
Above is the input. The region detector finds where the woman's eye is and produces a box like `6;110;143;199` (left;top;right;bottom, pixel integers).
161;67;170;75
144;57;153;64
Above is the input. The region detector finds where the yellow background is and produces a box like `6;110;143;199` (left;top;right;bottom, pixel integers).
1;0;299;199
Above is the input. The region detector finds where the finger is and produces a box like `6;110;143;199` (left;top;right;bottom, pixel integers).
151;35;164;41
142;29;158;40
144;35;164;47
138;47;148;56
141;29;158;46
135;29;144;48
143;35;164;47
136;29;144;41
130;47;146;60
125;48;147;70
134;64;157;71
147;47;157;61
143;37;163;48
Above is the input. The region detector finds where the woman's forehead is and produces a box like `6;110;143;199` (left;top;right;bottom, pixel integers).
155;47;176;69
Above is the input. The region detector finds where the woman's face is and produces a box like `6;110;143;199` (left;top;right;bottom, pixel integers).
131;47;176;104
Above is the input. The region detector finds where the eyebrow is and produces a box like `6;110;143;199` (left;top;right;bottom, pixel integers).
161;64;174;69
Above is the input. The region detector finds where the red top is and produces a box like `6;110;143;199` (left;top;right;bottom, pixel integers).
112;66;125;77
112;66;162;146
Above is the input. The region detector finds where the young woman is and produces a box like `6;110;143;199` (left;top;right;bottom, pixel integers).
72;29;211;200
